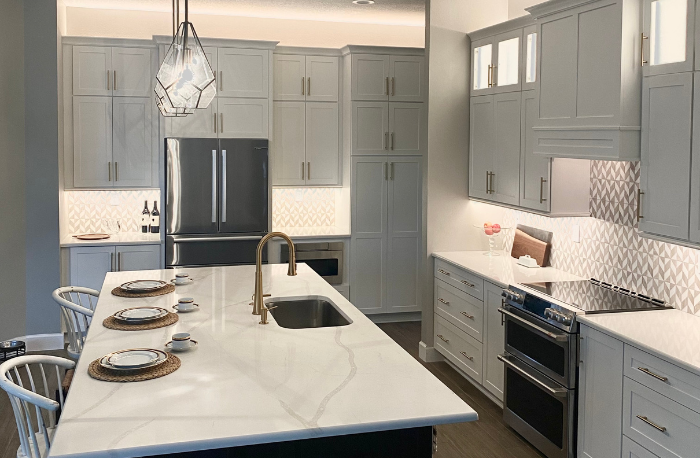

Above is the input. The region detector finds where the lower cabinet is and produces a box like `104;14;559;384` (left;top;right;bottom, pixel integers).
483;282;505;401
68;244;161;292
622;436;659;458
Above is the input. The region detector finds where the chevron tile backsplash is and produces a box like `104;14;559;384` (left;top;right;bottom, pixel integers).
64;189;161;234
272;188;336;228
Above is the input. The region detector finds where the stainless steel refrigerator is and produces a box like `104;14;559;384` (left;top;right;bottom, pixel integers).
165;138;269;267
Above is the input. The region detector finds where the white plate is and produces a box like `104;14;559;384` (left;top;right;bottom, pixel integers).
100;348;168;371
165;340;198;352
113;307;168;323
120;280;168;292
172;303;199;313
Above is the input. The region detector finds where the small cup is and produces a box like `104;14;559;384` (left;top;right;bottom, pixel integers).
171;332;191;350
177;297;195;311
173;273;190;285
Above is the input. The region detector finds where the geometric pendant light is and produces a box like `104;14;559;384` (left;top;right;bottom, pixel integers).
155;0;216;117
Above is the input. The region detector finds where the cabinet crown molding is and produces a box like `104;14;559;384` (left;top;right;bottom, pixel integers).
468;16;535;41
526;0;604;19
62;36;156;48
153;35;279;49
341;45;424;56
274;46;342;56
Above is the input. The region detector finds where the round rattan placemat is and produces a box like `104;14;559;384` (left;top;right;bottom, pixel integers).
102;312;179;331
111;283;175;298
88;353;181;382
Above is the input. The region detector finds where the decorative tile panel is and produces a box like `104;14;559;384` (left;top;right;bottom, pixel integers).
64;190;161;234
272;188;337;228
590;160;641;227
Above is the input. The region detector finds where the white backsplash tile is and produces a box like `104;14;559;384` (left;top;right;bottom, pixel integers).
64;189;161;234
272;188;337;228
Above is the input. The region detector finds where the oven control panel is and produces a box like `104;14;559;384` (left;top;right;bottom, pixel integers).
544;308;573;326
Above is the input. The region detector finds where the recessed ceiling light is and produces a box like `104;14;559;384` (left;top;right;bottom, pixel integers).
353;0;375;4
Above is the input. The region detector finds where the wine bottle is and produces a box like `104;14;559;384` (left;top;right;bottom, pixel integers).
141;201;150;233
150;201;160;233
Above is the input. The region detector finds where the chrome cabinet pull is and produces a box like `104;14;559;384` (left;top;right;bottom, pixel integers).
385;76;389;95
540;177;548;203
489;172;496;194
487;65;493;87
637;189;645;221
391;77;395;96
637;367;668;382
438;298;450;305
301;162;305;180
486;171;490;193
636;415;666;433
437;334;449;343
220;71;223;90
114;70;117;90
302;77;305;95
110;253;115;271
437;269;450;276
211;150;217;223
460;351;473;361
641;33;649;66
107;70;111;90
384;162;388;180
461;280;475;288
114;162;118;181
117;252;122;271
221;150;227;223
390;132;394;150
460;311;474;319
308;77;311;95
384;132;389;150
492;65;497;87
307;162;311;180
498;354;568;397
389;162;394;180
220;113;223;133
108;162;112;181
214;112;217;133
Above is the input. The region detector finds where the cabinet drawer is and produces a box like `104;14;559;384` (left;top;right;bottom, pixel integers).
434;259;484;300
434;314;483;383
625;345;700;414
623;377;700;458
434;279;484;342
622;436;660;458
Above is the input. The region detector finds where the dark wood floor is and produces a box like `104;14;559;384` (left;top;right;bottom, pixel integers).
0;326;543;458
377;322;546;458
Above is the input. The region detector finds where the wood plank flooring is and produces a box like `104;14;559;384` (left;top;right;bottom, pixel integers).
0;326;543;458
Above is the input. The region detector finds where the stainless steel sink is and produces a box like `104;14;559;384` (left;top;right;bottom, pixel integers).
267;298;352;329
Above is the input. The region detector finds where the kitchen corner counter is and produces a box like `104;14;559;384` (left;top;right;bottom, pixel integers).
272;227;351;239
432;251;582;288
60;232;162;247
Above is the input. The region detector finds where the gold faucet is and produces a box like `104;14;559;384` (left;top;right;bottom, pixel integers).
253;232;297;324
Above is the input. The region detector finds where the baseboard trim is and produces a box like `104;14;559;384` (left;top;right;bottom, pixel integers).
418;341;444;363
368;312;422;324
9;333;64;352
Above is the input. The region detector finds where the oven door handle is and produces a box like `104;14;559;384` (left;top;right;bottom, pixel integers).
499;308;569;342
498;354;568;398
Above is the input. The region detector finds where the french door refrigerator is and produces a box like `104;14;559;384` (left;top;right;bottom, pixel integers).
165;138;269;267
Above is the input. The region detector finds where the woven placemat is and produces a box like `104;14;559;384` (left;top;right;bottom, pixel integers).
111;283;175;298
88;353;181;382
102;312;179;331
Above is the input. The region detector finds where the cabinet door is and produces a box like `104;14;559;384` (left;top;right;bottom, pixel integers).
492;92;521;206
351;156;388;314
389;55;424;102
112;47;152;97
217;48;269;98
388;102;425;156
643;0;695;76
471;38;494;96
116;245;161;272
690;72;700;242
305;102;340;185
112;97;152;187
73;96;113;188
522;25;538;91
469;95;494;200
538;14;578;124
622;436;660;458
483;282;505;402
218;98;269;139
73;46;112;96
351;54;390;101
306;56;339;102
272;102;306;186
520;90;551;211
352;102;389;155
386;157;421;313
69;246;114;292
273;54;305;101
493;29;522;94
577;325;624;458
640;73;692;240
166;99;217;138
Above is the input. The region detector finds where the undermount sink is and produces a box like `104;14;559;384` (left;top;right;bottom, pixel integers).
267;298;352;329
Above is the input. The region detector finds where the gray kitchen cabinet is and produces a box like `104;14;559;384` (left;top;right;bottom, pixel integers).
639;72;693;240
690;72;700;243
578;324;625;458
519;90;550;212
68;244;161;292
167;99;218;138
112;97;153;187
521;25;538;91
388;102;425;156
482;281;505;402
642;0;695;76
115;245;161;272
351;101;424;156
273;53;340;102
388;55;425;102
73;96;113;188
351;102;389;155
351;54;390;101
217;48;269;99
218;98;269;139
349;51;424;102
527;0;642;161
272;101;306;186
469;95;495;201
73;46;152;97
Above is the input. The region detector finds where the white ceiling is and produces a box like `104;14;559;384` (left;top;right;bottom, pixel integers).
62;0;426;26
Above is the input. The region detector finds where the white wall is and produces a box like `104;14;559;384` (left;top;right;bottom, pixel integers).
65;7;425;48
0;0;27;341
508;0;545;19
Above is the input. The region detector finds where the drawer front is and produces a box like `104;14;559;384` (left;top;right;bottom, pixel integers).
622;436;660;458
434;259;484;300
435;314;483;383
625;345;700;414
435;279;484;342
623;377;700;458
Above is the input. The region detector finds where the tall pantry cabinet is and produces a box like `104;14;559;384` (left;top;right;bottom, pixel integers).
344;46;426;315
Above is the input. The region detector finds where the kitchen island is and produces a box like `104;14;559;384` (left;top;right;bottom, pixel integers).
49;264;477;458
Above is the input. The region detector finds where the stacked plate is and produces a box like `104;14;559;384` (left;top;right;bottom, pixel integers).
99;348;168;372
119;280;169;293
113;307;169;323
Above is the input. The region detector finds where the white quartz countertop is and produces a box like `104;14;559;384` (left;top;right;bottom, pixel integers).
49;264;477;458
272;227;351;239
578;309;700;377
432;251;582;288
61;232;162;247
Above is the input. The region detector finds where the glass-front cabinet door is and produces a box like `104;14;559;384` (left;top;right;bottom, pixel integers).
493;29;523;94
472;38;494;95
522;25;538;91
643;0;695;75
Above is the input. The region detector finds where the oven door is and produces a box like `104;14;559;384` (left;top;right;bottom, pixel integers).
501;306;577;388
499;353;576;458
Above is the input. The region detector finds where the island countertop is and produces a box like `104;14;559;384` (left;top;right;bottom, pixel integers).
49;264;477;458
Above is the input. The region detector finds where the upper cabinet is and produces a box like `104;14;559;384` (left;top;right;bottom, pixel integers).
73;46;152;97
346;47;425;102
526;0;642;161
471;29;523;95
217;48;269;98
273;53;339;102
522;25;538;91
642;0;696;76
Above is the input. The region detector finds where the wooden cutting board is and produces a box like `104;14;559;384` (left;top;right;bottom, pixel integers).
511;228;551;267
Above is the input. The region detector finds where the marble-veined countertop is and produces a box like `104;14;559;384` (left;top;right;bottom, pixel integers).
60;232;162;247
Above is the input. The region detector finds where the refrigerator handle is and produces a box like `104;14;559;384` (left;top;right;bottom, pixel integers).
221;149;227;223
211;150;217;223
